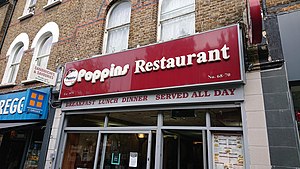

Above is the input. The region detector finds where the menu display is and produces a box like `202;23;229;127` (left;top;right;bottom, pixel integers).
212;134;244;169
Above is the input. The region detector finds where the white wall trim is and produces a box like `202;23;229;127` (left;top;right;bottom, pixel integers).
6;33;29;56
31;22;59;49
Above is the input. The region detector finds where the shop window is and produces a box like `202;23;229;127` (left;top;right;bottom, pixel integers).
158;0;195;41
62;133;98;169
24;130;44;169
210;108;242;127
19;0;37;20
103;1;131;54
163;110;206;126
2;33;29;85
66;114;106;127
108;111;157;127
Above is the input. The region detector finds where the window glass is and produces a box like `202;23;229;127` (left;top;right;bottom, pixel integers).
36;36;53;68
105;1;131;53
7;45;24;83
23;0;37;15
62;133;98;169
160;0;195;41
108;111;157;127
210;108;242;127
66;114;106;127
163;110;206;126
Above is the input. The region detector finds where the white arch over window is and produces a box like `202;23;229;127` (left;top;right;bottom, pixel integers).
27;22;59;80
2;33;29;84
103;1;131;54
6;33;29;56
158;0;195;42
31;21;59;49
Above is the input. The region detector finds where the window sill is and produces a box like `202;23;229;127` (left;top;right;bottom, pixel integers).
21;79;38;85
18;12;34;21
0;83;17;88
43;0;62;10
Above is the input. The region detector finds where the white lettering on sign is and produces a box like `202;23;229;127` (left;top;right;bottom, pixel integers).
62;88;243;111
63;44;230;87
134;44;230;74
0;97;25;115
64;64;130;87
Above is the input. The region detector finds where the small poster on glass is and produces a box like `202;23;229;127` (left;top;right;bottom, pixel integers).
212;133;244;169
129;152;138;167
111;153;121;165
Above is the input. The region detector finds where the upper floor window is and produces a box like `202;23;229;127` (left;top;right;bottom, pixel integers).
26;22;59;81
103;1;131;54
36;35;53;68
4;45;24;84
2;33;29;84
158;0;195;41
23;0;37;16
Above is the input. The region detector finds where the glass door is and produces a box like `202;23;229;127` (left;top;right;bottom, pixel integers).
162;130;206;169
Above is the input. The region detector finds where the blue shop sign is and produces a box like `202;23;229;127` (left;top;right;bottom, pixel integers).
0;88;50;121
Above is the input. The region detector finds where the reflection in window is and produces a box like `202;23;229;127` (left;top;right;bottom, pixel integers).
159;0;195;41
36;36;53;68
163;110;206;126
62;133;98;169
104;1;131;53
22;0;37;16
210;108;242;127
66;114;106;127
108;111;157;127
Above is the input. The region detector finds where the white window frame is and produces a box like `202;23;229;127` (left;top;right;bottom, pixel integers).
157;0;196;42
18;0;37;20
1;33;29;85
43;0;62;10
102;0;131;54
24;22;59;82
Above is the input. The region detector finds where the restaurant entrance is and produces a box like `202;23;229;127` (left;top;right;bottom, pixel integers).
58;107;244;169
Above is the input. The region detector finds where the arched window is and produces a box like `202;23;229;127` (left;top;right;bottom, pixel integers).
26;22;59;81
4;45;24;83
103;1;131;54
2;33;29;84
36;35;53;68
158;0;195;41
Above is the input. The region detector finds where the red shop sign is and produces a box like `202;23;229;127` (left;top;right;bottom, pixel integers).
60;24;244;99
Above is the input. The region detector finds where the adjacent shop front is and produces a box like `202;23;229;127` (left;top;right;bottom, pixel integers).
0;87;50;169
57;24;247;169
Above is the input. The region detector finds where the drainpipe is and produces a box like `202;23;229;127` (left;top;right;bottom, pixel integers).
0;0;17;53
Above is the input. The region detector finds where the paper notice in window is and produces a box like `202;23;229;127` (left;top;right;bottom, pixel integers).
129;152;138;167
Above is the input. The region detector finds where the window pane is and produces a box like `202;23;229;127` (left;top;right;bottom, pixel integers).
37;36;53;67
108;2;131;28
38;36;53;56
62;133;98;169
161;0;194;20
12;45;24;64
66;114;106;127
7;45;24;83
210;108;242;127
106;26;129;53
163;110;206;126
108;111;157;127
161;13;195;41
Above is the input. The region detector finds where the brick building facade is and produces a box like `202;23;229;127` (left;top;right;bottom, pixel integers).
0;0;299;169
